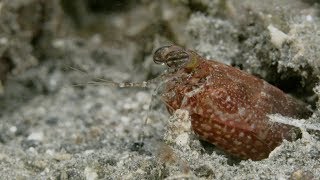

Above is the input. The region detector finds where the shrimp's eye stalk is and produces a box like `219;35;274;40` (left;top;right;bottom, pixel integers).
153;45;190;68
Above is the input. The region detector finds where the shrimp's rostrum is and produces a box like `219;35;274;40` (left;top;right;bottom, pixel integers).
153;45;311;160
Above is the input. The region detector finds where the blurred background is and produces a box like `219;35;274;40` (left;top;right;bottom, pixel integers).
0;0;319;179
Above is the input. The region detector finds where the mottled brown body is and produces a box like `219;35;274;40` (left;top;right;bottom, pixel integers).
154;45;310;160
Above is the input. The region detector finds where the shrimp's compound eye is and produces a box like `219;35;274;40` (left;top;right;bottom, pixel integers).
153;45;190;68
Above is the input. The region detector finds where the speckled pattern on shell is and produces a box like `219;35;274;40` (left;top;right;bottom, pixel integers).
155;45;311;160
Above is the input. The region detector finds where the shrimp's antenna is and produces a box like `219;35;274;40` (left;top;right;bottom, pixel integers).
68;66;157;88
68;65;177;151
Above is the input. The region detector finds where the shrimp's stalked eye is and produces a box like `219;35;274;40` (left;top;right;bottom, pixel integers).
153;45;190;68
